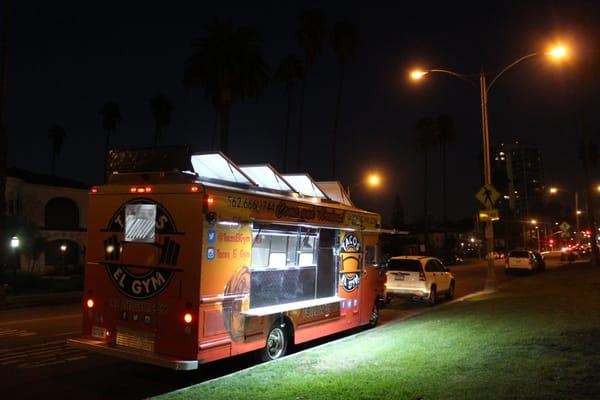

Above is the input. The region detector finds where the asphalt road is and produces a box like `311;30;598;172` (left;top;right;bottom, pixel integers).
0;255;578;399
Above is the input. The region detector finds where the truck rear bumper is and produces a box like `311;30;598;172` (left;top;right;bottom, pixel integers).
67;337;199;371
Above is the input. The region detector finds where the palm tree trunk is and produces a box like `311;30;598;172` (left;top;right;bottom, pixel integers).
442;142;448;246
296;78;306;172
103;130;110;182
0;0;10;287
154;121;160;147
211;108;219;150
331;62;345;179
220;104;230;155
423;149;429;253
283;84;293;173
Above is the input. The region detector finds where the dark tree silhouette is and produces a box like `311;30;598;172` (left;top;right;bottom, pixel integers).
391;194;405;229
436;114;456;245
151;94;172;147
330;22;359;178
99;101;122;181
184;20;269;155
416;117;438;252
296;8;328;171
48;125;66;176
274;54;304;172
0;0;12;286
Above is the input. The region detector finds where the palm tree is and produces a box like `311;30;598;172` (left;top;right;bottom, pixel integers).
151;94;172;146
0;0;12;287
296;8;328;171
330;22;359;178
48;125;66;176
184;20;270;155
416;117;438;252
436;114;456;245
99;101;122;181
274;54;304;172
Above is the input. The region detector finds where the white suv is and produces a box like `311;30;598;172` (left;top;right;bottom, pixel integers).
385;256;455;306
505;250;538;274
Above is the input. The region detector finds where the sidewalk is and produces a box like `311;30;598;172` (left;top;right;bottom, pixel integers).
0;290;81;311
160;261;600;400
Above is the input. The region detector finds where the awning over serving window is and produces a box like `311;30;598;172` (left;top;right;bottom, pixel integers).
239;164;295;192
190;152;256;185
282;174;329;199
317;181;353;207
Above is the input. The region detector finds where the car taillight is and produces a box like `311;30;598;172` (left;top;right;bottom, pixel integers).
184;313;193;324
86;299;94;309
419;271;426;281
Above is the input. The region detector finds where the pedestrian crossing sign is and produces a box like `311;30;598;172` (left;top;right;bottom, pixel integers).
476;184;501;209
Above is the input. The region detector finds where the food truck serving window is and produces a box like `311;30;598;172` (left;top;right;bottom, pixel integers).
125;204;157;243
249;224;336;309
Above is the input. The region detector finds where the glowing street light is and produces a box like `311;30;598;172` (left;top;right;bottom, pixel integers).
410;69;428;80
530;219;537;225
547;46;567;59
549;187;558;194
60;244;67;252
10;236;19;249
367;173;381;187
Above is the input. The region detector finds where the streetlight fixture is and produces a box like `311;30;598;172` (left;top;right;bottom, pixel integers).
10;236;19;249
410;44;568;290
347;172;382;197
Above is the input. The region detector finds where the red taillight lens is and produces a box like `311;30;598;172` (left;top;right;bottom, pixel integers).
419;271;426;281
130;187;137;193
206;196;214;206
91;187;98;194
191;185;200;193
86;299;94;309
184;313;193;324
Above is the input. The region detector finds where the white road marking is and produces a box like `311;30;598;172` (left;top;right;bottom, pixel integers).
0;327;37;338
0;313;81;326
0;340;88;368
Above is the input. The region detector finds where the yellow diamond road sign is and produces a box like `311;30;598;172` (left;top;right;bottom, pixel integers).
476;184;501;209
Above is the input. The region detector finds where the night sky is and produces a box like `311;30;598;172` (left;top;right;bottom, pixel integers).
4;1;600;224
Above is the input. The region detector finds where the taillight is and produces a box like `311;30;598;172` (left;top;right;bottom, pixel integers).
90;187;98;194
130;186;153;193
191;185;200;193
86;299;94;309
184;313;193;324
206;195;214;206
419;271;426;281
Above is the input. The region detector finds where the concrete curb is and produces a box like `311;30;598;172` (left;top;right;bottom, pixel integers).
0;291;82;311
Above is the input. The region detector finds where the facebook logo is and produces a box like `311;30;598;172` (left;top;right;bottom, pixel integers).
207;247;216;260
207;229;217;243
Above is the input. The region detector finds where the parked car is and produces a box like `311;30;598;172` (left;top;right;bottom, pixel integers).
505;250;538;274
441;253;464;266
384;256;455;306
531;251;546;271
560;247;578;261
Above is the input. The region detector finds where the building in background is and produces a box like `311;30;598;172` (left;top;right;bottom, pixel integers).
491;140;545;249
4;167;89;275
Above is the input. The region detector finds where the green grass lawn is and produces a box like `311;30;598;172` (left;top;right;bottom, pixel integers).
160;263;600;400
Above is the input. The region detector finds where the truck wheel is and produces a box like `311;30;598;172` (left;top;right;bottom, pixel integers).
367;302;380;328
260;323;289;362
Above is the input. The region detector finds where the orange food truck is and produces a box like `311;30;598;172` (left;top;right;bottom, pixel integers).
69;148;387;370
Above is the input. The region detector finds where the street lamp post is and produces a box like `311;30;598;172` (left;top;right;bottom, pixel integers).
411;45;567;290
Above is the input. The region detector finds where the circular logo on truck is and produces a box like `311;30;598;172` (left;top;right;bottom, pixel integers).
103;198;179;300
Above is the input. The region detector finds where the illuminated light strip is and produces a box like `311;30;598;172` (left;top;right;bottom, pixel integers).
242;296;340;317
